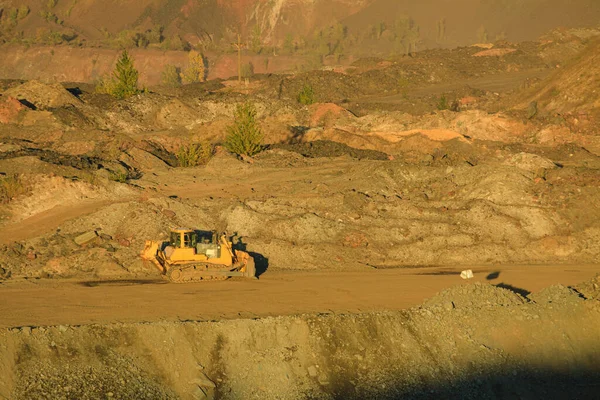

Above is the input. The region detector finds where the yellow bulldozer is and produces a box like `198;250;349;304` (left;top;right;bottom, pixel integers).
141;228;256;283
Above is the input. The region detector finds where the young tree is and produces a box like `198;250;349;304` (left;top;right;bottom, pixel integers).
477;25;489;43
111;50;139;99
283;33;295;55
161;65;181;87
250;25;262;54
437;17;446;43
225;102;263;157
181;50;206;84
240;61;254;79
297;84;315;105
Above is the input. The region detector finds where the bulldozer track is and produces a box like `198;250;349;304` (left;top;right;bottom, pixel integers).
167;264;230;283
167;263;242;283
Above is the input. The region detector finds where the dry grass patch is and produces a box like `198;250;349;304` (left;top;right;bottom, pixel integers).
177;141;214;167
0;174;27;204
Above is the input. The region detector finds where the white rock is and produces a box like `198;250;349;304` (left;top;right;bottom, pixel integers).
460;270;474;279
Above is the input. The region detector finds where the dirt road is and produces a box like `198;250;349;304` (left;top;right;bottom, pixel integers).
0;264;598;329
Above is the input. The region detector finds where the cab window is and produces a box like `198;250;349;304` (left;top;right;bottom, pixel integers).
170;232;181;248
183;233;192;248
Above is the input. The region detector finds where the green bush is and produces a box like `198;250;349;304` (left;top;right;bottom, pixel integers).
108;170;128;183
17;6;30;20
297;84;315;105
0;174;26;204
240;62;254;79
97;50;139;99
177;142;213;167
437;95;449;111
162;34;190;51
161;65;181;87
225;103;264;157
7;8;18;21
94;75;115;95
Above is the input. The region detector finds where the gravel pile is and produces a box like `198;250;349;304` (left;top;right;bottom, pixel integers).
423;282;527;310
529;284;585;305
15;354;177;400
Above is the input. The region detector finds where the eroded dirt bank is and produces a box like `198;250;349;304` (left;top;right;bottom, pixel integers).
1;278;600;400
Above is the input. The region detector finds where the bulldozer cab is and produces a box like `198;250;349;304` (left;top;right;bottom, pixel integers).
170;229;198;249
169;228;221;259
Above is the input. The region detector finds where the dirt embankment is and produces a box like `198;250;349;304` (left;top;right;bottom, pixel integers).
1;278;599;399
1;146;600;281
1;77;600;281
519;38;600;115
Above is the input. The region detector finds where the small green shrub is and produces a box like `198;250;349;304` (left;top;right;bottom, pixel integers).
47;0;58;9
437;95;449;111
17;5;30;20
7;8;18;21
225;102;264;157
297;84;315;105
0;174;26;204
177;142;214;167
94;75;116;95
108;170;128;183
240;62;254;79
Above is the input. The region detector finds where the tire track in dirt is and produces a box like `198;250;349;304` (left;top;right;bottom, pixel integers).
0;264;598;329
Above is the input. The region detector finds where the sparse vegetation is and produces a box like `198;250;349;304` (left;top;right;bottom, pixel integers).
47;0;58;9
177;142;214;167
146;25;163;45
94;75;116;96
39;10;60;24
297;84;316;105
225;102;264;157
161;65;181;87
0;174;26;204
282;33;295;55
17;6;30;20
162;34;190;51
437;95;449;110
108;170;128;183
7;8;18;22
35;28;66;45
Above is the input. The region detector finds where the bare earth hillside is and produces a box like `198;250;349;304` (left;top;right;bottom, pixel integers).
0;9;599;399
